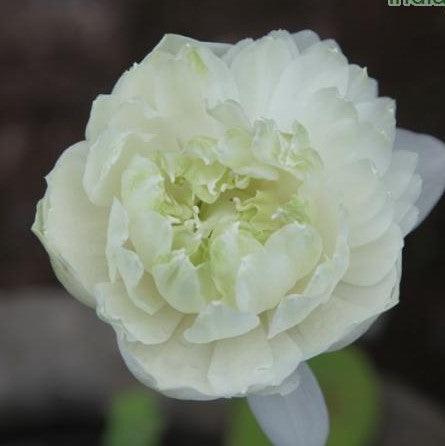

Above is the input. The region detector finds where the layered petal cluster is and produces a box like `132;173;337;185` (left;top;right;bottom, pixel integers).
33;30;423;399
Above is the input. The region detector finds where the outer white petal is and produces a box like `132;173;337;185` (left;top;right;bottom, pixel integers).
229;34;296;121
328;160;394;247
269;41;349;130
289;262;400;360
118;323;216;400
267;332;303;388
96;281;181;345
345;65;377;103
248;362;329;446
151;33;232;58
384;150;419;200
316;92;392;174
86;94;157;143
222;38;253;65
328;258;401;352
119;321;303;400
208;326;274;396
355;97;396;142
235;223;322;314
106;199;129;282
85;94;118;142
342;224;402;286
327;316;378;353
349;201;394;248
383;148;422;235
112;58;157;106
83;129;152;206
32;142;108;307
267;30;300;57
268;225;349;338
183;301;259;343
149;46;236;137
291;30;321;52
394;128;445;228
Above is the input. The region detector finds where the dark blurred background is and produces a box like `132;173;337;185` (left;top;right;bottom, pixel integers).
1;0;444;445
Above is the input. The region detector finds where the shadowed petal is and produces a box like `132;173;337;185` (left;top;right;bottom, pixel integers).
395;128;445;229
31;142;109;307
248;362;329;446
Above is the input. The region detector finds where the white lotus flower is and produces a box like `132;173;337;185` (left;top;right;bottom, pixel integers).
33;30;445;445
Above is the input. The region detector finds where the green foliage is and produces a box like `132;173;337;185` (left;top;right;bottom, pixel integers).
225;398;271;446
102;389;164;446
226;346;380;446
309;346;380;446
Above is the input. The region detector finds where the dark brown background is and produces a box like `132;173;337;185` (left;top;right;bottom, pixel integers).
1;0;444;442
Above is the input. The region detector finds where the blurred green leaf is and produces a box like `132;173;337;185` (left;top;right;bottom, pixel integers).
226;346;380;446
226;397;271;446
309;346;380;446
102;389;164;446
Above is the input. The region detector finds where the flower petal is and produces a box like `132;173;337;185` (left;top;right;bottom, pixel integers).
209;223;263;302
289;261;400;359
148;46;235;138
384;150;419;200
83;130;152;206
356;97;396;142
236;223;322;314
85;94;118;142
268;225;349;338
208;326;274;396
152;251;208;313
342;224;402;286
118;323;216;400
31;142;108;307
114;247;165;315
106;199;129;281
248;362;329;446
269;41;349;130
327;160;394;246
96;281;181;345
394;128;445;228
152;33;232;58
291;30;320;52
345;65;377;103
229;34;296;121
184;301;259;344
328;259;401;352
129;210;173;270
267;332;303;388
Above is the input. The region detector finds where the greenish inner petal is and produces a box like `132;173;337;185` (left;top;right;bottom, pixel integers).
116;101;322;309
130;154;313;264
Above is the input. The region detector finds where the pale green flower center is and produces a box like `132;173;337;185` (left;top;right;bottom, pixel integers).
126;123;319;268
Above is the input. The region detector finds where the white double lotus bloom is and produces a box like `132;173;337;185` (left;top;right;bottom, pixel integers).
33;30;445;445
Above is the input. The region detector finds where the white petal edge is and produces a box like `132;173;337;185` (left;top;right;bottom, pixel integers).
32;141;109;307
96;281;181;345
183;301;259;343
395;128;445;229
117;326;217;400
248;362;329;446
152;33;232;58
291;30;321;52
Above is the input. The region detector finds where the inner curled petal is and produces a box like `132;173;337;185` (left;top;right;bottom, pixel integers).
108;114;325;319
